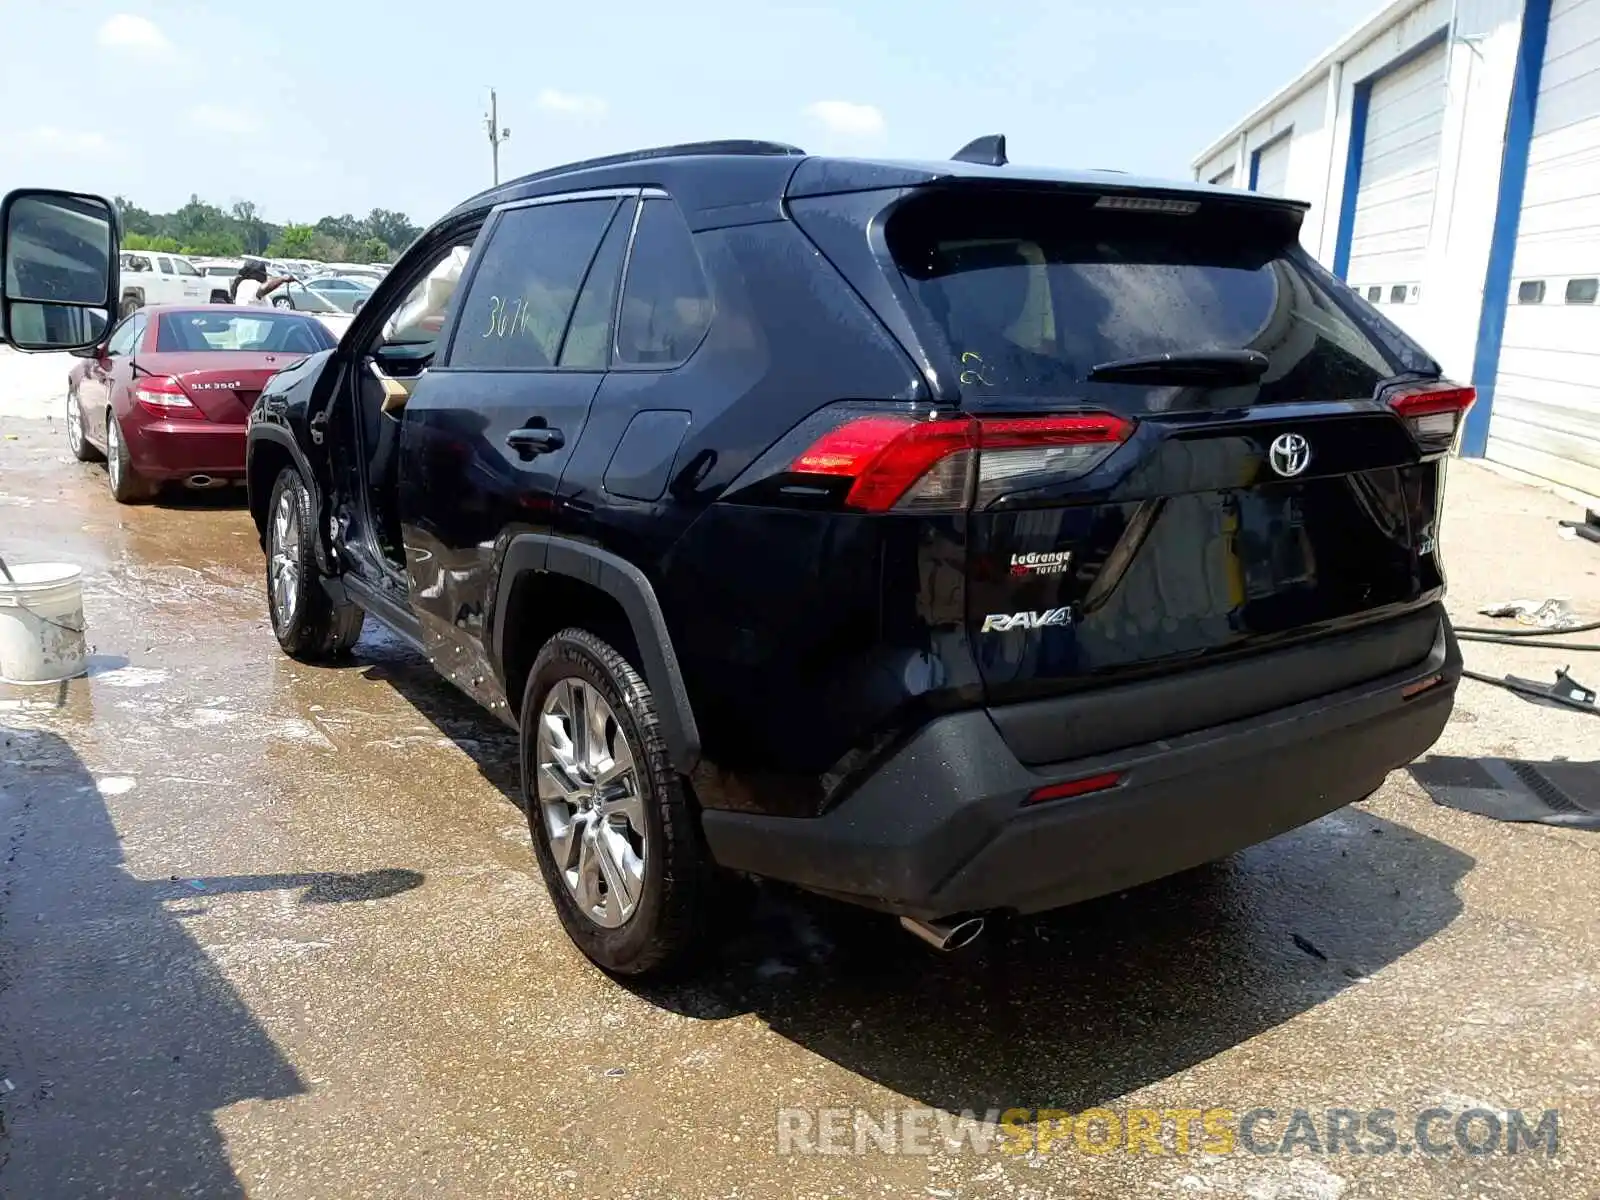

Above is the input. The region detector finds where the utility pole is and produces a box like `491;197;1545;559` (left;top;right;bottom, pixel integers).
485;88;511;185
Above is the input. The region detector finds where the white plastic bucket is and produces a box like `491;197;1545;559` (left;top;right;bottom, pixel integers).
0;562;88;685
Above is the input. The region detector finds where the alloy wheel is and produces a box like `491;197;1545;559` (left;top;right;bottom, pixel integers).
106;417;121;490
535;678;646;929
66;391;84;456
270;486;301;627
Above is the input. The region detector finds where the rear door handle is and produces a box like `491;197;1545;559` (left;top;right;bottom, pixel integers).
506;426;564;457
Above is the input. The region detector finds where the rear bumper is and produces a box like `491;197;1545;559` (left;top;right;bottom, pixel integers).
125;418;246;479
700;610;1460;920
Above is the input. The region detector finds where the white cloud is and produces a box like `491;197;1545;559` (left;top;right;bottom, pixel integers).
23;127;114;156
534;88;607;119
802;100;886;139
96;13;171;54
189;105;262;135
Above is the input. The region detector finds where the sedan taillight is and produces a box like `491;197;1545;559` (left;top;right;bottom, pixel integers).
133;376;202;419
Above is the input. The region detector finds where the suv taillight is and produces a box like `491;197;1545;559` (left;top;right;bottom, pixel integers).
786;411;1132;512
1387;382;1475;452
134;376;202;419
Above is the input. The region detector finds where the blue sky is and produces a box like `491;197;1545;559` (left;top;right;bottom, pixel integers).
2;0;1380;228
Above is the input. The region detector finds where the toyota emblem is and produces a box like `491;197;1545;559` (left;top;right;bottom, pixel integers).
1268;432;1311;478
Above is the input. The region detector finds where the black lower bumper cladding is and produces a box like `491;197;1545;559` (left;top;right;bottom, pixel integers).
702;607;1461;920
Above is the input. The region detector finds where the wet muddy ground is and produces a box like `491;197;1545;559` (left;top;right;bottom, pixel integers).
1;409;1598;1199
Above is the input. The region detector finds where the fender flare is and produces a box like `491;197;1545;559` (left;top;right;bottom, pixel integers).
493;534;701;775
246;425;332;574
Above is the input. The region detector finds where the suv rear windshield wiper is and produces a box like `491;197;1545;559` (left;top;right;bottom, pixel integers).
1087;349;1270;386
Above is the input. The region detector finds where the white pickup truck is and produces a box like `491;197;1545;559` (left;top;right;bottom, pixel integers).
117;250;206;315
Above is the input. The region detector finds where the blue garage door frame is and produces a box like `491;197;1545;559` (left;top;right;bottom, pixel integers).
1461;0;1556;458
1330;25;1452;281
1248;130;1292;192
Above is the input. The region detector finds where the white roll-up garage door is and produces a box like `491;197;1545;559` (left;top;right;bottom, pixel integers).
1345;42;1448;307
1487;0;1600;497
1252;136;1292;197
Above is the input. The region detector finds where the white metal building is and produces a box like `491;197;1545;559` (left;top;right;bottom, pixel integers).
1193;0;1600;499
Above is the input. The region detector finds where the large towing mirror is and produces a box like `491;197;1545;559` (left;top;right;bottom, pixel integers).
1;189;118;351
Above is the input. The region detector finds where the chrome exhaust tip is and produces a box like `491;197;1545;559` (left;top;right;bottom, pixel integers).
184;474;220;489
899;914;986;952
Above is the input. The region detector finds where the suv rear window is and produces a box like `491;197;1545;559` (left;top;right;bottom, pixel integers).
886;190;1401;408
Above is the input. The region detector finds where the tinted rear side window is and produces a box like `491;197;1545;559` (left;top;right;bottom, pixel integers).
886;190;1400;409
448;197;618;370
614;199;713;367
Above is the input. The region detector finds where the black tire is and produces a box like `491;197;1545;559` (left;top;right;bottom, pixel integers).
105;410;155;503
66;386;101;462
210;289;230;305
522;628;712;977
264;466;364;660
119;294;140;319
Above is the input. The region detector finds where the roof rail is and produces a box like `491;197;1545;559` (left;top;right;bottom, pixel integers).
464;139;807;205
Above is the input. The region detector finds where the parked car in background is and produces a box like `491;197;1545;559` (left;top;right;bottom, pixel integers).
268;280;356;336
117;250;205;314
244;139;1468;978
194;257;245;303
66;305;337;501
305;276;373;309
327;265;386;286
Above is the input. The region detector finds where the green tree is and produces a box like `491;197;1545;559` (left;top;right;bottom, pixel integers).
364;208;420;254
181;230;245;257
231;200;267;254
268;224;318;258
316;213;363;244
308;232;346;262
113;195;420;263
124;232;182;252
169;194;231;246
114;196;158;237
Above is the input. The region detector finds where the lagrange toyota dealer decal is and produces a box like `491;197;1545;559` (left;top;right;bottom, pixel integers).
1009;550;1072;577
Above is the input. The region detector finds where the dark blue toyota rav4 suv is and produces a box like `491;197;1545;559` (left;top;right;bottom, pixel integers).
245;137;1468;976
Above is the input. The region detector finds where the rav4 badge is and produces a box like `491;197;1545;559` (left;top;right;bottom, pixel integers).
981;607;1073;633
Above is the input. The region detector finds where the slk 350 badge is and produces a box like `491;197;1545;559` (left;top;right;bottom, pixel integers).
981;607;1072;633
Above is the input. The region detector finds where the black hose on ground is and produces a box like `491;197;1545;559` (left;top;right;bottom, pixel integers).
1457;632;1600;651
1454;619;1600;637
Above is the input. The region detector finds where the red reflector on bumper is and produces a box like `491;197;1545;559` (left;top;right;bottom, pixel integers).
1026;771;1123;805
1401;673;1445;700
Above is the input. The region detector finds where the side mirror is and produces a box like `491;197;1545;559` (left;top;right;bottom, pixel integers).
351;297;366;316
1;189;117;351
68;341;106;360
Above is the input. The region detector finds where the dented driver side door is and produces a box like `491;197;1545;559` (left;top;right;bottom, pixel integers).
396;191;634;708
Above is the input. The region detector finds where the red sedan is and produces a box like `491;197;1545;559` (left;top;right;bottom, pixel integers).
65;305;338;503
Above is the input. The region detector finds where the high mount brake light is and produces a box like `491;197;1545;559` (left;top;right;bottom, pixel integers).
789;412;1133;512
1387;382;1475;451
133;376;202;419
